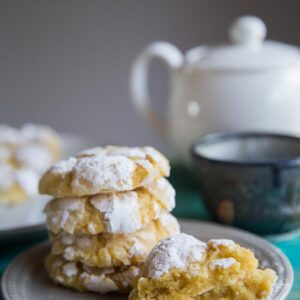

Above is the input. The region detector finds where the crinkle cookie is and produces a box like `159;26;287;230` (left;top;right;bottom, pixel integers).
129;234;277;300
45;178;175;235
45;254;140;294
50;212;180;268
0;124;61;204
39;146;170;197
0;165;39;204
0;123;61;163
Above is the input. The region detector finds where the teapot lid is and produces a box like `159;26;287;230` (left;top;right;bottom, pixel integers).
186;16;300;70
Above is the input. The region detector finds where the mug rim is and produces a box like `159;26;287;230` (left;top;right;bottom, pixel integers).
191;131;300;168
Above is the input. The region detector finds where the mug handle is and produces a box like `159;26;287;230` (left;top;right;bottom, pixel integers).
130;41;183;136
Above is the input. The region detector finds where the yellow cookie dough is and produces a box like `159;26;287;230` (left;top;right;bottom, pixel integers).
39;146;170;197
45;254;140;294
50;212;180;268
45;178;175;235
129;234;277;300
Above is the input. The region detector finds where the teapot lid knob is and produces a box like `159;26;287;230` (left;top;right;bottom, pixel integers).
229;16;267;46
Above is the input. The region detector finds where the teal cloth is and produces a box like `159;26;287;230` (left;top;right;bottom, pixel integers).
0;165;299;299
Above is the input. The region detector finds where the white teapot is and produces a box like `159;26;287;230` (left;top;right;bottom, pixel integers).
130;16;300;160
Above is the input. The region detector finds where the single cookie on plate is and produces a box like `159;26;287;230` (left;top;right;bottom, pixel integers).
39;146;170;197
129;233;277;300
45;254;140;294
50;212;180;268
45;178;175;235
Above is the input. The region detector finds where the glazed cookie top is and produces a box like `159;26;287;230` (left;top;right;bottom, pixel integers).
39;146;170;197
45;178;175;235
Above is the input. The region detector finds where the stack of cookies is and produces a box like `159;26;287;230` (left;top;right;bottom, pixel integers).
39;146;180;294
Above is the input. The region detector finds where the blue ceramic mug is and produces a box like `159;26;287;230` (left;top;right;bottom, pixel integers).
191;132;300;235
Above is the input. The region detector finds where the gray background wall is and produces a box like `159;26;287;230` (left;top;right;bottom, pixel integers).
1;0;300;153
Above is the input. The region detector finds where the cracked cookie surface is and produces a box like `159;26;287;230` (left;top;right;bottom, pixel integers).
45;254;140;294
129;234;277;300
39;146;170;197
45;178;175;235
50;212;180;268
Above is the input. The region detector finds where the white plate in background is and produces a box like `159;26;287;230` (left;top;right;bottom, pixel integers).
0;133;95;241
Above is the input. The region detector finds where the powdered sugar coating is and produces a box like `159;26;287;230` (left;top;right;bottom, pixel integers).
77;236;92;248
88;224;97;234
91;191;142;233
62;262;78;277
78;145;170;176
16;144;53;172
0;123;60;154
145;233;207;278
80;272;118;293
46;198;85;234
61;234;74;245
45;175;176;235
50;212;180;269
143;146;169;175
15;168;39;195
209;257;237;270
128;239;148;257
52;157;77;174
0;124;60;203
72;155;136;191
0;147;10;161
40;146;170;196
0;164;39;197
126;212;180;257
80;265;140;293
21;123;61;150
46;251;143;294
63;246;81;260
0;125;19;145
0;164;15;189
77;147;106;156
79;146;146;159
158;212;180;235
116;266;141;288
146;177;175;211
208;239;234;249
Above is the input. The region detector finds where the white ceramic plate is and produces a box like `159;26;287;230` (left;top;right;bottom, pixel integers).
0;133;95;242
1;220;294;300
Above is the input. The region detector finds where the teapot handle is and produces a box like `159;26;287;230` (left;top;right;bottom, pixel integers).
130;42;183;136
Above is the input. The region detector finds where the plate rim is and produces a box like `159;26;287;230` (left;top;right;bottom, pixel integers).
1;219;294;300
0;223;46;238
